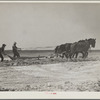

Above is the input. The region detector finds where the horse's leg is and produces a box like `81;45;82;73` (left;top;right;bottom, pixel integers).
57;53;59;57
84;51;88;58
59;54;62;58
69;53;71;59
82;52;85;58
71;52;76;58
62;53;64;59
71;53;74;58
55;53;58;58
85;52;88;58
65;53;68;59
70;52;75;58
75;52;78;58
69;53;74;61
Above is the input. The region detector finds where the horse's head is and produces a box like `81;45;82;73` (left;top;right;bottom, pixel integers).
88;38;96;48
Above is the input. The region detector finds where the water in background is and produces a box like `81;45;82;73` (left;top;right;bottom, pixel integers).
5;50;100;58
5;50;54;57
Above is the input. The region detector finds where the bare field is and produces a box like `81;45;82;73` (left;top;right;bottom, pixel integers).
0;50;100;91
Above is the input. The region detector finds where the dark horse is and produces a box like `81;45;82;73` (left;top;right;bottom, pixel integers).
55;45;60;57
55;43;71;58
69;38;96;59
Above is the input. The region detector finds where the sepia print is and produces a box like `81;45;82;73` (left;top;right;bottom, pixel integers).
0;1;100;95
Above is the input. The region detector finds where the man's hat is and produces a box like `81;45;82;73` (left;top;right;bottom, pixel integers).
14;42;17;45
2;44;6;46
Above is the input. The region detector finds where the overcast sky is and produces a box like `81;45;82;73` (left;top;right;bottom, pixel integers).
0;3;100;50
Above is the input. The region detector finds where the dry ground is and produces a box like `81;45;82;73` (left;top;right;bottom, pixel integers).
0;55;100;91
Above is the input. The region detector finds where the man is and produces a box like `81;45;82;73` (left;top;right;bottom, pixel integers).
0;44;6;62
12;42;21;58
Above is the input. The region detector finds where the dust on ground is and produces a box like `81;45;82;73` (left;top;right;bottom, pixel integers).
0;55;100;91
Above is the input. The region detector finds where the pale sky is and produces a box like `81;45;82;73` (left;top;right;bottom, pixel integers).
0;3;100;50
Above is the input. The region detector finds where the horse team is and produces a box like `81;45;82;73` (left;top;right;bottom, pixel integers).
55;38;96;59
0;38;96;62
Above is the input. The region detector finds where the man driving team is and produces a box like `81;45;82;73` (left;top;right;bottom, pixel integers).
0;44;6;62
12;42;21;58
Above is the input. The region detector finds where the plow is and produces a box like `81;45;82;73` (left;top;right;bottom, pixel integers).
6;54;55;60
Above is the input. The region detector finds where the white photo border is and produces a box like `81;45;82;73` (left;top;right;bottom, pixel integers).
0;1;100;99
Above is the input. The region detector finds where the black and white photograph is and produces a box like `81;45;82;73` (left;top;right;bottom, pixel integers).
0;1;100;98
